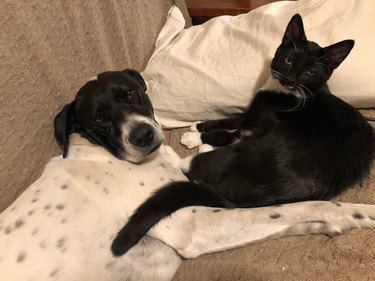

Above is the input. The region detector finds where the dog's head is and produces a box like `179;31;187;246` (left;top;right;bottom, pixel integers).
54;69;163;163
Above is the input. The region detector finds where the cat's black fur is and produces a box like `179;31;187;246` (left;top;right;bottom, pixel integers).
111;14;374;256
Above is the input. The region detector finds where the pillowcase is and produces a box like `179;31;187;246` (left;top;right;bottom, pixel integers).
143;1;375;128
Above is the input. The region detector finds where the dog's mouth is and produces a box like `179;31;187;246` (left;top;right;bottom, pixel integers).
122;137;163;164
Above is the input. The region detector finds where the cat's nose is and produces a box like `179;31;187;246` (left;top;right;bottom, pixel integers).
286;77;297;85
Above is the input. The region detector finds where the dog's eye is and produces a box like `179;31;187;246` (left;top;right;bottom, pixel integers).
128;89;136;99
95;116;104;123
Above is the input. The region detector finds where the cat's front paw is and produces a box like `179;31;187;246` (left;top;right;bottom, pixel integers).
198;144;214;153
181;132;202;149
190;122;201;132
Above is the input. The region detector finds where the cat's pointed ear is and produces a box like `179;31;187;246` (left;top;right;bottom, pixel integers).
282;14;306;47
322;40;354;71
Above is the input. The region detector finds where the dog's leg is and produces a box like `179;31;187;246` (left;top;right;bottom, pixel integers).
159;144;194;173
150;201;375;258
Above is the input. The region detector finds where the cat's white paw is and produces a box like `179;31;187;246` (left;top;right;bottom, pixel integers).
198;144;214;153
190;122;201;132
181;132;202;149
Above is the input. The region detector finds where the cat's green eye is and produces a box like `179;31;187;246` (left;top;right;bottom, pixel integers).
305;69;315;75
284;56;293;65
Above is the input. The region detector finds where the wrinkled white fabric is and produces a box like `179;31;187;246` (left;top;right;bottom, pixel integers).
144;1;375;128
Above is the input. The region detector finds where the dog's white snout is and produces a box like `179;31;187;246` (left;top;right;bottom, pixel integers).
121;115;164;162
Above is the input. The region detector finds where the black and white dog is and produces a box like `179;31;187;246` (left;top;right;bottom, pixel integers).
1;69;375;281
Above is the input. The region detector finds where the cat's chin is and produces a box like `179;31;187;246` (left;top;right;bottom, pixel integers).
260;76;297;95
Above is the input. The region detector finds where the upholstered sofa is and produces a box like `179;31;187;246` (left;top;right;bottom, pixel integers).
1;1;374;280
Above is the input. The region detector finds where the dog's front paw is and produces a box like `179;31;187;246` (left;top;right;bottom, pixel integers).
181;132;202;149
160;145;182;169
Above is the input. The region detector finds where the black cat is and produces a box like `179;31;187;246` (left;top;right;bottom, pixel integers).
111;14;374;256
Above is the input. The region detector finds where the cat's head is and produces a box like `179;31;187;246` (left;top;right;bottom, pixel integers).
271;14;354;93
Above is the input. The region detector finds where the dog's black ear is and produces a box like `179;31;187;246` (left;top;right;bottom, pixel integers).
54;102;75;158
123;69;147;92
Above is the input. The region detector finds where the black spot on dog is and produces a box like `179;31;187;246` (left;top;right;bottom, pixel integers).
44;205;52;210
160;163;166;168
32;228;38;236
27;210;35;216
31;198;38;203
35;189;41;194
105;261;115;269
270;213;281;219
105;171;113;177
4;227;12;234
61;218;67;224
108;161;113;164
353;212;364;220
192;209;196;213
212;209;221;213
369;216;375;221
55;204;65;210
103;188;109;195
332;201;342;207
304;220;326;224
160;177;164;181
139;182;145;186
17;251;26;263
49;269;59;277
39;241;47;249
10;206;16;212
56;238;65;249
14;219;24;229
61;184;68;190
166;225;170;229
128;167;132;171
327;231;341;238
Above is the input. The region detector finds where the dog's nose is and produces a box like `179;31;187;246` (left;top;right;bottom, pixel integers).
129;123;155;148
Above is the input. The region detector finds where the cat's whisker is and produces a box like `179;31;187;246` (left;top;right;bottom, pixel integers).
271;69;283;80
315;53;329;61
298;86;308;109
284;88;305;112
299;84;314;105
288;34;299;53
314;62;330;73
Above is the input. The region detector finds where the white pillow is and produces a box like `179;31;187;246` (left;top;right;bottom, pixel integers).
144;1;375;128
